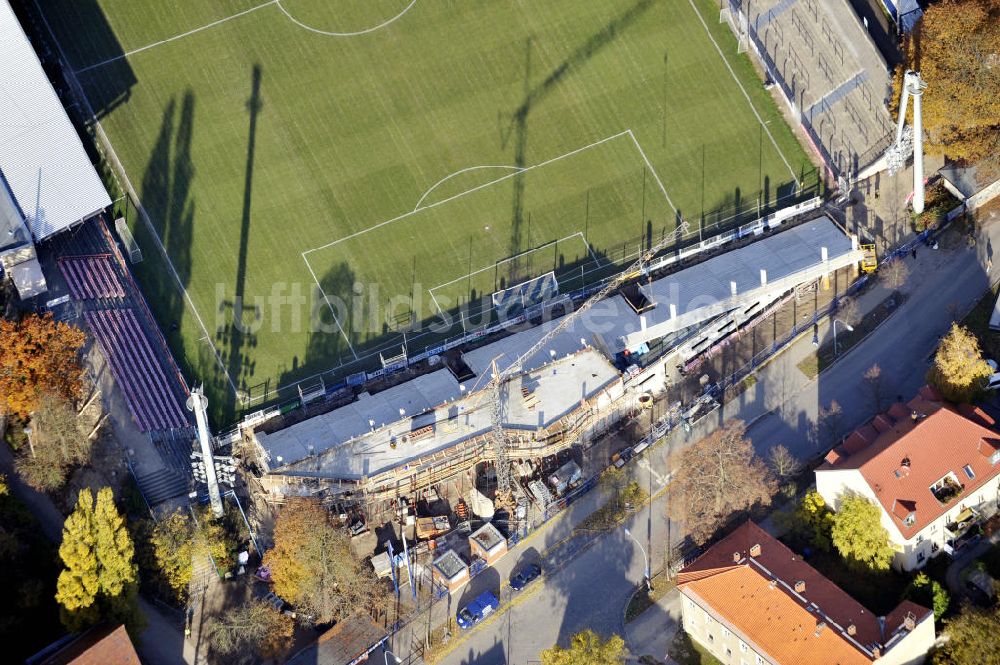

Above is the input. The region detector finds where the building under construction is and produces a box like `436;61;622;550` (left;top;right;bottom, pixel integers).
244;214;862;522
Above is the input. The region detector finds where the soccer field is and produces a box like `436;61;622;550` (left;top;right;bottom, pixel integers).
40;0;814;420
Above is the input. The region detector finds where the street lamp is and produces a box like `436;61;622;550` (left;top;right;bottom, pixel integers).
623;526;652;591
833;319;854;356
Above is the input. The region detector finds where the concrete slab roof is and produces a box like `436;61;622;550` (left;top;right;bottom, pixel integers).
258;347;620;479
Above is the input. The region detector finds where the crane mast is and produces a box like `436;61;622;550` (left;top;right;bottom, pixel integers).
486;226;682;511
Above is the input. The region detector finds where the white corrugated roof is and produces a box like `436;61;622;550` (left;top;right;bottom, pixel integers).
0;1;110;240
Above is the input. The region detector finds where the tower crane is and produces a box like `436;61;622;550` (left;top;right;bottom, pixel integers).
485;224;686;511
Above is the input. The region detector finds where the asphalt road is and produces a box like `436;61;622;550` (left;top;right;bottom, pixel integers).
437;223;997;665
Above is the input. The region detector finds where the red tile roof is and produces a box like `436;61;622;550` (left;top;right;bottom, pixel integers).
40;624;140;665
678;522;931;665
820;392;1000;536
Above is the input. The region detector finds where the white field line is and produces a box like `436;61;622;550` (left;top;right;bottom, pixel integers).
626;129;677;213
302;255;358;360
428;289;445;316
413;165;525;212
303;130;631;257
428;231;589;295
685;0;798;184
276;0;419;37
75;0;279;74
28;0;239;397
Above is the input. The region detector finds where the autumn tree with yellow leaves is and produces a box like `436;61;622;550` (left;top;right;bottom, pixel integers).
263;498;387;624
55;488;141;634
0;314;86;418
927;323;993;403
899;0;1000;164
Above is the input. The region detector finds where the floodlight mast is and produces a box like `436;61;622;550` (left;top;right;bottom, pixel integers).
485;223;684;511
188;386;224;518
888;70;928;214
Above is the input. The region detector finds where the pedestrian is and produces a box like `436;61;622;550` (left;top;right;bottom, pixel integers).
911;248;917;260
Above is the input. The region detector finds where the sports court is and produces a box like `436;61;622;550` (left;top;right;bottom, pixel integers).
37;0;814;416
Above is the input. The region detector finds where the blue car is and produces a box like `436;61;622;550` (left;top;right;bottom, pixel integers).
456;590;499;629
509;564;542;591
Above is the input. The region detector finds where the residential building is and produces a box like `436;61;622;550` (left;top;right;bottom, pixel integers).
678;522;934;665
816;387;1000;570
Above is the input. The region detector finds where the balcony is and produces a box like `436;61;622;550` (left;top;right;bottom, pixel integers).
931;476;965;506
944;507;982;555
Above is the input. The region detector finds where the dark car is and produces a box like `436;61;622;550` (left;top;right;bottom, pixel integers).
509;564;542;591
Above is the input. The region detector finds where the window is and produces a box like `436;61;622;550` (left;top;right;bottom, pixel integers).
740;641;748;653
917;551;926;563
905;513;916;526
931;523;938;533
964;464;976;480
726;647;733;658
723;627;731;639
916;534;924;544
708;633;715;644
756;655;766;665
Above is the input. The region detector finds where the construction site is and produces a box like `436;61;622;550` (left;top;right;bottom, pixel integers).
235;208;867;573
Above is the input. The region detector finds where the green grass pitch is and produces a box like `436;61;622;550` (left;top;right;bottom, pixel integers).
41;0;814;422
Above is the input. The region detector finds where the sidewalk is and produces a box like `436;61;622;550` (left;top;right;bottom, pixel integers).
624;588;682;665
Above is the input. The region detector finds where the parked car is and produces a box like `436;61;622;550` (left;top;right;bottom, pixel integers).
509;564;542;591
456;591;499;629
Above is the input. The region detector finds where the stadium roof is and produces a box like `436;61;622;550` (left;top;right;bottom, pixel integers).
0;1;111;241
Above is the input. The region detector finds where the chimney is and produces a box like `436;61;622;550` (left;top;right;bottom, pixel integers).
814;622;827;637
750;543;762;558
733;552;741;563
904;612;916;631
847;624;857;636
794;580;806;593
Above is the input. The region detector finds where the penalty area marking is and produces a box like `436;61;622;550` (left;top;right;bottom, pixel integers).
426;231;593;314
303;254;359;360
413;165;526;212
301;127;677;350
275;0;418;37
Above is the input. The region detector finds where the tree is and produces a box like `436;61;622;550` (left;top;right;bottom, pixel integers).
836;296;861;327
55;488;140;633
205;601;294;665
879;259;910;292
927;323;993;403
541;629;625;665
0;314;85;418
15;394;90;491
786;490;835;552
907;0;1000;164
830;494;895;571
818;400;844;446
151;508;230;601
263;498;386;624
668;420;776;544
904;572;950;620
931;605;1000;665
863;364;889;412
767;444;802;480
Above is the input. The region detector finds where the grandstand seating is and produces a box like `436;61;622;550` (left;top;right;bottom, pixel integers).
58;254;125;300
84;308;189;432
